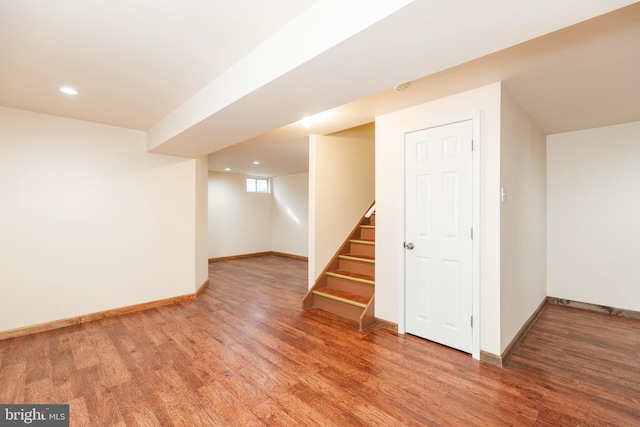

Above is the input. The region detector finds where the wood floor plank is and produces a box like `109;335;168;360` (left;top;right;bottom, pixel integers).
0;361;26;402
0;255;638;426
198;381;265;426
250;397;309;426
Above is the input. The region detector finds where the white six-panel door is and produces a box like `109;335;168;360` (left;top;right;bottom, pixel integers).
404;120;473;353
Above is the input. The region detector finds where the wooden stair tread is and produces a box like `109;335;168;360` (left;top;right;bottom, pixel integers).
312;287;369;307
350;239;374;245
327;270;374;284
339;254;375;263
360;225;375;229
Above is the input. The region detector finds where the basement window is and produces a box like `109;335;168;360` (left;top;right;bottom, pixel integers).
246;177;270;193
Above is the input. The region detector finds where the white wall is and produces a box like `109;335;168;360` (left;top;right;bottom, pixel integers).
272;173;309;257
309;124;375;286
207;171;272;258
375;83;502;355
0;107;205;332
500;89;547;351
207;170;310;259
547;121;640;311
195;156;209;287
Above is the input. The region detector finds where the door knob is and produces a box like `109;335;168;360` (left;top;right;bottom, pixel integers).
405;242;414;250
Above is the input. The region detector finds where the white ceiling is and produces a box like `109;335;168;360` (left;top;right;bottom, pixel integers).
2;1;639;178
210;3;640;177
0;0;317;129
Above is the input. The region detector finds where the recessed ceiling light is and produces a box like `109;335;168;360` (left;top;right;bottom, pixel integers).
224;168;231;171
60;86;78;95
300;110;332;128
253;161;260;165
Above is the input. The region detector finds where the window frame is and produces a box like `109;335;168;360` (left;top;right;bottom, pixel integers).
246;177;270;193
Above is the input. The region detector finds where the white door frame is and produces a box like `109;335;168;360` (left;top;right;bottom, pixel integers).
397;111;481;360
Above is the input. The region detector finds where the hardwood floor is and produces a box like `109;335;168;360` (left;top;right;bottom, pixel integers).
1;255;638;426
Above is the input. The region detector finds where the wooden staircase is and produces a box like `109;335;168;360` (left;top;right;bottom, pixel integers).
303;205;376;331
